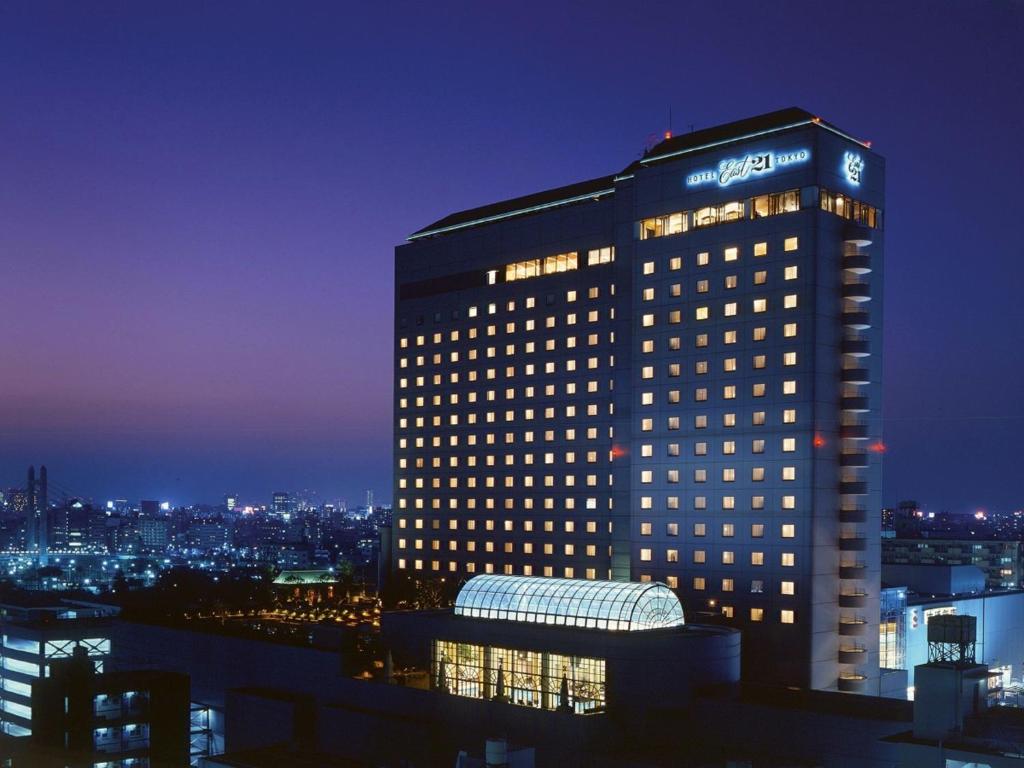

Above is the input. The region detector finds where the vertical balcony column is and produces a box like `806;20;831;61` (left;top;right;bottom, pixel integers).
838;228;873;686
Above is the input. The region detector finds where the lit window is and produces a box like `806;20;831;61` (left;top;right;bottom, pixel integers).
784;237;798;252
781;609;795;624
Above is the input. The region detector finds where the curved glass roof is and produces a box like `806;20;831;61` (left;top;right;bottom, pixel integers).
454;575;684;632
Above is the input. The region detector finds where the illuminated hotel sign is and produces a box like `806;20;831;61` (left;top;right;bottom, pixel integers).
843;152;864;186
686;148;810;188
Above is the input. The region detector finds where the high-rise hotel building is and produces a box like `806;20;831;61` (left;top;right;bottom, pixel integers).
393;108;884;692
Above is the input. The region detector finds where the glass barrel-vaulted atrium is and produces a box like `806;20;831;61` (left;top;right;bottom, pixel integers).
436;576;687;713
384;575;739;717
454;574;685;631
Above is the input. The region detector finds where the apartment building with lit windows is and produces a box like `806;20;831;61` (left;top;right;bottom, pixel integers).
394;107;885;693
0;598;116;738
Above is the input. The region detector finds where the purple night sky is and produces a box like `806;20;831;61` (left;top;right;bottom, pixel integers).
1;1;1021;511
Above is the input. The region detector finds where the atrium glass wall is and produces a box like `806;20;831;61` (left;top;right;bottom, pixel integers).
879;587;907;670
433;640;606;714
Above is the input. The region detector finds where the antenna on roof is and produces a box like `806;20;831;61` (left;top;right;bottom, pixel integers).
665;105;673;140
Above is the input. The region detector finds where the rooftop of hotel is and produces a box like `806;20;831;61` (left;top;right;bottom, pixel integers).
409;107;870;240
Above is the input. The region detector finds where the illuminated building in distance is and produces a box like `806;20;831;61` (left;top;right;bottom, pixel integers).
393;108;885;692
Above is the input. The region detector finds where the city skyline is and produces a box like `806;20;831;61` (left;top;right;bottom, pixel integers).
2;2;1022;510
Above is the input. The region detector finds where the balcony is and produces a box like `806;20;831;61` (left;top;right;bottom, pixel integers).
840;453;869;468
840;481;868;495
839;508;867;524
843;310;871;329
841;396;869;412
838;618;869;636
840;423;869;439
843;224;873;247
839;563;867;579
839;536;867;552
838;592;868;609
842;338;870;356
841;368;870;385
838;646;867;665
842;282;871;302
843;253;872;273
838;674;868;693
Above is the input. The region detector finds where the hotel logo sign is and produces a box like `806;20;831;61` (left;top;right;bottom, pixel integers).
686;148;810;188
843;152;864;186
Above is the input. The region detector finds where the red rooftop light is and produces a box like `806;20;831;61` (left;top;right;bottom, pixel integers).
870;441;886;453
813;434;826;448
